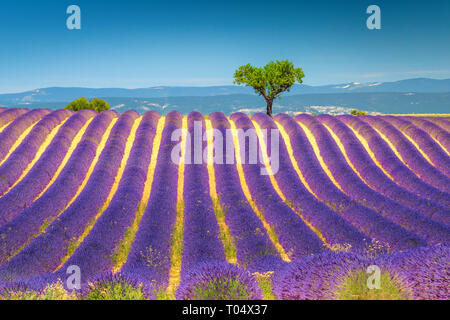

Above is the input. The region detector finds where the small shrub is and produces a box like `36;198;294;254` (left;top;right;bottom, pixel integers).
65;97;110;113
0;280;76;300
335;269;410;300
80;274;148;300
176;262;262;300
350;109;367;116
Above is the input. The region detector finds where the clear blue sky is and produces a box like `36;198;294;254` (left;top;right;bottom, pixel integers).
0;0;449;93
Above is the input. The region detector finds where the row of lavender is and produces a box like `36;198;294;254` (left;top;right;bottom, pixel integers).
209;112;285;272
294;114;449;245
273;243;449;300
231;113;325;260
346;116;450;197
0;109;448;299
121;111;182;293
323;115;450;224
253;113;372;251
274;114;426;251
0;110;72;196
0;111;141;282
0;109;50;164
0;110;97;226
0;110;116;268
384;116;449;176
50;111;158;283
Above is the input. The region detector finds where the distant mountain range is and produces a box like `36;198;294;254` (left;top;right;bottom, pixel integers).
1;78;449;115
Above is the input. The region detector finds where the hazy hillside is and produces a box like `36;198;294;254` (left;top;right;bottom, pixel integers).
1;78;449;115
1;78;449;103
2;92;449;115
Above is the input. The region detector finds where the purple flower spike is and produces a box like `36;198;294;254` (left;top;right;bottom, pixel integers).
375;243;450;300
79;272;155;300
176;262;263;300
272;251;368;300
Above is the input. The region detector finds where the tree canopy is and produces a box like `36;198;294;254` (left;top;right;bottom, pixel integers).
350;109;367;116
234;60;305;116
89;98;110;113
65;97;110;113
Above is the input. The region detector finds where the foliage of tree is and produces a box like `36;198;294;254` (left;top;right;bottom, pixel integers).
65;97;90;112
233;60;305;117
65;97;110;113
350;109;367;116
89;98;110;113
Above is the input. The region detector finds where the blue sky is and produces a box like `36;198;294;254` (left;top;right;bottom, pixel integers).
0;0;449;93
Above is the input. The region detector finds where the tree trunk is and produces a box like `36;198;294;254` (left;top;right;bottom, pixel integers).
266;99;273;117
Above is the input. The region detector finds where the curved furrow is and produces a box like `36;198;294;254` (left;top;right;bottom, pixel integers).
0;112;74;197
227;116;292;264
252;113;368;252
0;109;50;165
0;110;97;225
178;112;226;281
111;115;165;274
33;113;102;203
382;116;450;177
348;115;450;197
0;109;28;133
230;113;325;261
295;114;449;245
204;119;237;265
0;110;73;197
47;112;163;284
121;111;183;296
317;115;450;225
274;114;423;252
0;112;151;282
166;115;188;296
423;117;450;132
0;111;119;265
403;117;450;154
208;112;284;273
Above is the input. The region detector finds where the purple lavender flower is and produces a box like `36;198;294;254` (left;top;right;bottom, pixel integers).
424;117;450;131
0;110;117;266
209;112;285;273
0;109;98;225
375;243;450;300
180;112;226;278
0;281;42;300
79;272;154;300
275;114;425;252
229;112;325;260
51;111;149;282
0;111;158;283
0;108;28;128
0;109;50;163
272;251;368;300
382;116;450;177
403;116;450;153
176;262;262;300
295;114;447;245
252;112;369;252
348;115;450;199
0;109;72;196
120;111;182;291
318;114;450;225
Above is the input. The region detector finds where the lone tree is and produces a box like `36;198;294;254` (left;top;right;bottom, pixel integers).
233;60;304;117
65;97;110;113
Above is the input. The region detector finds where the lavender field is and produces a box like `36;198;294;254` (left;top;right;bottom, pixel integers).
0;108;448;300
